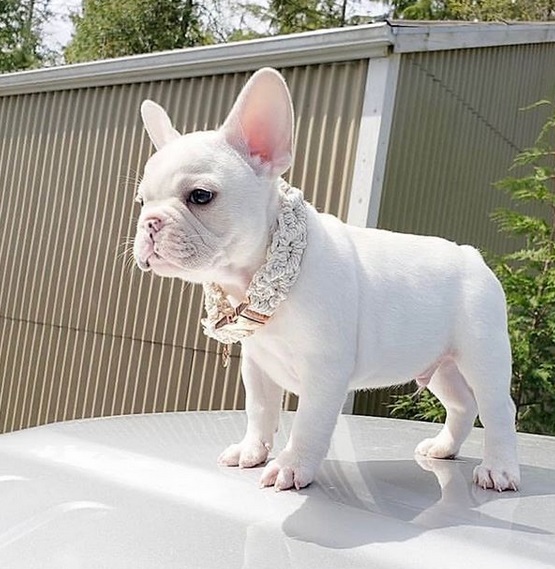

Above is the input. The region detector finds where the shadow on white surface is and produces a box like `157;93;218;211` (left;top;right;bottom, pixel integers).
283;456;554;549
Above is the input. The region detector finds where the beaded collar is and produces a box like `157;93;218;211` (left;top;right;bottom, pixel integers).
201;182;307;362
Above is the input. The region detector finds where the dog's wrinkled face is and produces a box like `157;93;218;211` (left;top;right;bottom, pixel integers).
133;68;294;285
133;130;264;281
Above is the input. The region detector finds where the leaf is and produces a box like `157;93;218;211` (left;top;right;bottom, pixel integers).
492;208;551;239
520;100;553;112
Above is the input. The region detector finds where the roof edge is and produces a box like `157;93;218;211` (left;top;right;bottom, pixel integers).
0;24;393;95
390;21;555;53
1;21;555;95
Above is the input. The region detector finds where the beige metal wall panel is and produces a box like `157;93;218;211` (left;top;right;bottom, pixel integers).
353;386;409;418
0;61;367;433
378;43;555;251
354;42;555;417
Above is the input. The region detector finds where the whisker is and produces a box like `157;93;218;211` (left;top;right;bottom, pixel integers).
118;236;135;247
118;168;142;184
117;250;136;270
118;175;138;184
119;246;139;274
127;166;141;180
116;245;134;260
118;170;143;194
116;242;134;254
118;180;139;193
115;238;135;258
115;234;138;274
125;255;137;274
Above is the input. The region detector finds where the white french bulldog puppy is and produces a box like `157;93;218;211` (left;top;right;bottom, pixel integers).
133;68;520;492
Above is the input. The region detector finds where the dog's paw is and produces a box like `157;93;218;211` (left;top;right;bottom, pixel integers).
473;462;520;492
218;438;270;469
415;436;458;459
259;450;316;491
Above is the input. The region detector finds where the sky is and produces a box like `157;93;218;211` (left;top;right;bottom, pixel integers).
42;0;81;51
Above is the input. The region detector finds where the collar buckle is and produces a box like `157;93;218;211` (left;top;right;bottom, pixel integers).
214;300;268;331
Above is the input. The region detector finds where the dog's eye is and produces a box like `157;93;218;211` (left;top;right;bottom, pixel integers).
188;189;214;206
135;195;144;207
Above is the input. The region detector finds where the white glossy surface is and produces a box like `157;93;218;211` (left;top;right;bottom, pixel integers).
0;412;554;568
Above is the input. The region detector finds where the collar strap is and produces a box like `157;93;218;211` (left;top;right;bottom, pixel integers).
214;300;270;330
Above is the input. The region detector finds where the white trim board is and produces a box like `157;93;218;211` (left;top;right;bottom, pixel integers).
391;22;555;53
347;53;400;230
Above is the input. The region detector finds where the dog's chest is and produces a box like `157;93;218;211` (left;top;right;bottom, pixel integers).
243;333;302;394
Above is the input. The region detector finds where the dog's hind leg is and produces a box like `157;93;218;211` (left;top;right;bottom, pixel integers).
415;358;478;459
455;333;520;491
452;250;520;491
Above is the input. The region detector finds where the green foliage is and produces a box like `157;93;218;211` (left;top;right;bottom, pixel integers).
491;103;555;435
391;102;555;436
0;0;51;72
390;0;555;20
389;388;447;423
65;0;213;63
61;1;372;64
240;0;365;36
266;0;345;34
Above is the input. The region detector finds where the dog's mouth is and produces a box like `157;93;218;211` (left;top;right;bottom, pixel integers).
133;214;218;278
134;236;173;273
137;250;179;272
136;253;155;272
134;240;158;272
135;237;203;278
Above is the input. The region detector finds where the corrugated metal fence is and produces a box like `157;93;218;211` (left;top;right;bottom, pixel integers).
379;43;555;250
0;61;367;433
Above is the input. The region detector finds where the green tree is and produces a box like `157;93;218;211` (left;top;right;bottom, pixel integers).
0;0;51;72
491;102;555;434
240;0;357;36
65;0;213;63
391;102;555;436
389;0;555;20
267;0;344;34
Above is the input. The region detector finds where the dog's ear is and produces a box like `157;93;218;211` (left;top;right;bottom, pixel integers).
220;68;294;177
140;100;180;150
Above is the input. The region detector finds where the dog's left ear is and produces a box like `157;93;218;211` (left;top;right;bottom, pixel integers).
220;68;294;177
140;100;181;150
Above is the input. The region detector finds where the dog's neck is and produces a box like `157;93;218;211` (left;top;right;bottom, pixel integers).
207;179;285;306
210;264;257;306
201;183;307;346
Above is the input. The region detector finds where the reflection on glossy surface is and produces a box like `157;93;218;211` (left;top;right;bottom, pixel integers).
0;502;112;550
0;412;553;568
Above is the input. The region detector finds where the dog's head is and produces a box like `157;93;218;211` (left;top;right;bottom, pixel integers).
133;68;294;286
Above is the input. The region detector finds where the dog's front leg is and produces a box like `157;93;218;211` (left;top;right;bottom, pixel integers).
218;354;283;469
260;372;348;491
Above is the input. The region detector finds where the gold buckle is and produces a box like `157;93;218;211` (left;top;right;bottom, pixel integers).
214;299;270;368
214;300;252;330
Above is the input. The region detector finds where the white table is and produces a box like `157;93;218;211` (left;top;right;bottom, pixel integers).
0;412;554;568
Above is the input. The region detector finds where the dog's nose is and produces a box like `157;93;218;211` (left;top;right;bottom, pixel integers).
142;215;163;236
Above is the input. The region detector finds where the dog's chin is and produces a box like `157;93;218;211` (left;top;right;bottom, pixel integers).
148;254;218;283
148;256;188;279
